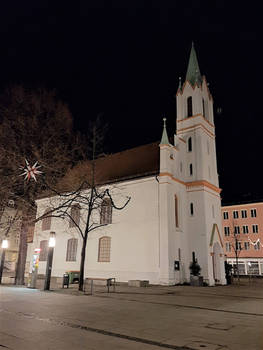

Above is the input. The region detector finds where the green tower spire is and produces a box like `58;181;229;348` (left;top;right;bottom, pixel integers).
185;42;202;86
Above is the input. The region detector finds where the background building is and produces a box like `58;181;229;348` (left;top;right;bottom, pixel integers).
0;200;21;273
222;202;263;275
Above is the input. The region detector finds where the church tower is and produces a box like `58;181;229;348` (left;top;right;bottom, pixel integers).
174;43;226;285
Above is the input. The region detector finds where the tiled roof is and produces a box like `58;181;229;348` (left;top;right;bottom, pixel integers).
55;142;160;192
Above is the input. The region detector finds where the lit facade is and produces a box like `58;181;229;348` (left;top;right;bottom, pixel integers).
222;202;263;275
27;44;226;286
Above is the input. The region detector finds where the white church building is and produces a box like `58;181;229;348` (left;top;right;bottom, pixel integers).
28;44;226;286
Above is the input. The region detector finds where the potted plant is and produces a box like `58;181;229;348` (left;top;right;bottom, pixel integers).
189;259;203;286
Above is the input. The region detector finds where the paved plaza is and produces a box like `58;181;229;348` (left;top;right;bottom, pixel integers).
0;280;263;350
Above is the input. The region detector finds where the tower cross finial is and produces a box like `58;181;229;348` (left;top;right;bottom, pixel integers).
160;116;169;145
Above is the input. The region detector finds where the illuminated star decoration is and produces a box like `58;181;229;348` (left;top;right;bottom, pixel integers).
19;159;42;182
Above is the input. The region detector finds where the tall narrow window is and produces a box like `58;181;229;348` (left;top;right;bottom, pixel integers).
66;238;78;261
189;163;193;176
69;205;81;228
180;162;183;173
244;242;250;250
202;98;205;118
225;242;231;252
233;210;239;219
251;209;257;217
241;210;247;218
252;224;258;233
224;227;230;236
188;137;192;152
223;211;229;220
39;240;48;261
187;96;192;117
234;226;240;234
98;236;111;262
174;195;179;227
243;225;249;234
42;209;51;231
190;203;194;216
100;198;112;224
212;205;215;218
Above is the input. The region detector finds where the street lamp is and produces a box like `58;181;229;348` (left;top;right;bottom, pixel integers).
44;232;56;291
0;239;8;284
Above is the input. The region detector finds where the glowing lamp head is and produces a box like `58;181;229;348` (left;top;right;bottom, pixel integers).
49;232;56;247
1;239;8;249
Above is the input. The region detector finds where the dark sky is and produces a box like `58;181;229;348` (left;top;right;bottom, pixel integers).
0;1;262;204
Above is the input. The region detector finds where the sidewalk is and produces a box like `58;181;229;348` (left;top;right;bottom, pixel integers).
1;281;263;350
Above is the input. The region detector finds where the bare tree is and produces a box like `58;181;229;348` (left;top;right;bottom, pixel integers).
36;117;131;291
0;85;81;284
225;220;243;282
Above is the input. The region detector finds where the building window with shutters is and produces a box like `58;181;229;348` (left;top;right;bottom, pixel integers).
98;236;111;262
224;227;230;236
39;240;48;261
243;225;249;234
100;199;112;224
187;96;192;117
233;210;239;219
66;238;78;261
251;209;257;217
225;242;231;252
223;211;229;220
42;209;51;231
241;210;247;218
244;242;250;250
234;226;240;234
69;205;81;228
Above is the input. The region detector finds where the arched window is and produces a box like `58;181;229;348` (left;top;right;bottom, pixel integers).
39;240;48;261
66;238;78;261
188;137;192;152
69;205;80;228
189;163;193;176
175;195;179;227
98;236;111;262
100;198;112;225
190;203;194;216
187;96;193;117
42;209;51;231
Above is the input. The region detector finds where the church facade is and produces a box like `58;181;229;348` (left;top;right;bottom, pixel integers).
27;45;226;286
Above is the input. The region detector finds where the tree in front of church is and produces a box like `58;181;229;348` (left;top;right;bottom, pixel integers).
36;116;131;291
224;221;243;282
0;85;80;285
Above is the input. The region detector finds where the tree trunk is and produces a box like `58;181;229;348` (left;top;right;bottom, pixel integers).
79;234;88;291
15;223;28;285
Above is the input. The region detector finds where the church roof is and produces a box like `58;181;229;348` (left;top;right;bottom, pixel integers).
185;43;202;86
55;142;160;193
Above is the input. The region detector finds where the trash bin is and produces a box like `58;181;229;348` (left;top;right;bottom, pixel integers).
62;273;69;288
66;271;80;284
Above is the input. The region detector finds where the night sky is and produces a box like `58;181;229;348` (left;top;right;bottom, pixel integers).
0;1;262;204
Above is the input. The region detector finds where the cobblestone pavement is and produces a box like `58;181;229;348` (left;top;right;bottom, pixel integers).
0;280;262;350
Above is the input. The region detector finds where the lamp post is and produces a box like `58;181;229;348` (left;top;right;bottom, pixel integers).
44;232;56;291
0;239;8;284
